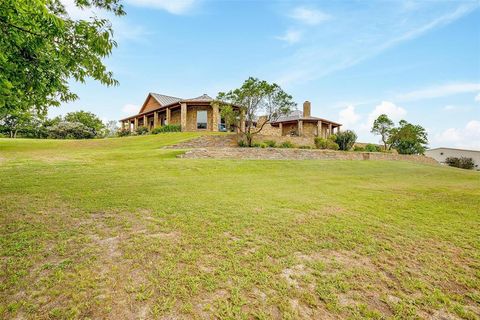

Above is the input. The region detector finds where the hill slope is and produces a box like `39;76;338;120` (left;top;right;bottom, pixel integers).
1;134;479;319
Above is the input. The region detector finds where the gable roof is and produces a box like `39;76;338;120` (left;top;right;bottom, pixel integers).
150;93;183;106
181;94;214;103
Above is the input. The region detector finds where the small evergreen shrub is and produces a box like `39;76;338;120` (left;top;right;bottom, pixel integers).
365;144;381;152
314;137;339;150
117;129;131;137
238;140;248;147
252;142;267;148
353;146;365;152
445;157;475;170
135;126;149;135
264;140;277;148
334;130;357;151
151;124;181;134
279;141;294;148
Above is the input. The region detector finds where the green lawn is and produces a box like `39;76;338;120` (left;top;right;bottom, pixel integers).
1;133;479;319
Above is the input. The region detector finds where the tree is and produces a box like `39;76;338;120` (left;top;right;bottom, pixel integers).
0;0;124;116
334;130;357;151
388;120;428;155
47;121;95;139
215;77;295;146
104;120;119;137
371;114;394;150
0;108;45;138
64;111;105;137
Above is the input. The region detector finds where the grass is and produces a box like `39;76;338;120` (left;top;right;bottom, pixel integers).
0;133;479;319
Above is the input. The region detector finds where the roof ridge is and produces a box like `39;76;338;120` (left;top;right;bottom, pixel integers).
150;92;183;100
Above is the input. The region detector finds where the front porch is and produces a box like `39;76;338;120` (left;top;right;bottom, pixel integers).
272;119;341;138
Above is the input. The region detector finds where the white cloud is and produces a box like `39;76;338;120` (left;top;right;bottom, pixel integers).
122;104;139;114
276;29;303;44
435;120;480;150
396;82;480;102
338;105;361;128
443;105;456;111
125;0;198;14
289;7;331;25
366;101;407;128
475;93;480;103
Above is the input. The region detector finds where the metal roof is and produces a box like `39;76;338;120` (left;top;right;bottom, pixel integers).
271;110;341;126
182;94;214;103
150;93;183;106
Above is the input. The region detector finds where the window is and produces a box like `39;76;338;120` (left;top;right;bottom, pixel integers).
197;110;207;129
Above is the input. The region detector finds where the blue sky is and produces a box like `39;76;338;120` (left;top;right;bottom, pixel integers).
57;0;480;149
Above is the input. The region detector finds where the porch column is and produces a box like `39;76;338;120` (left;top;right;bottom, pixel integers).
143;115;147;129
180;102;187;131
298;120;303;136
328;123;333;136
279;123;283;136
134;117;138;130
212;103;219;132
166;108;171;125
154;112;159;128
317;120;322;137
240;109;246;133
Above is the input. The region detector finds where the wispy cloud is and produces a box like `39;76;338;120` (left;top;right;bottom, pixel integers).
276;29;303;44
338;105;361;127
125;0;198;14
273;2;479;86
475;93;480;103
289;7;331;25
396;82;480;102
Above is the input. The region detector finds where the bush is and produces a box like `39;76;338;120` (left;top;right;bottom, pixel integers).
353;146;365;152
252;142;267;148
279;141;294;148
117;128;131;137
238;140;248;147
298;145;312;149
47;121;95;139
444;157;475;170
314;137;339;150
151;124;181;134
135;126;149;135
365;144;381;152
334;130;357;151
264;140;277;148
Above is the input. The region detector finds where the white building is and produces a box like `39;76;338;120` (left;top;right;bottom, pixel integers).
425;147;480;170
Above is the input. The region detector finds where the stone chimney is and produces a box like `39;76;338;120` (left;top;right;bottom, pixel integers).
303;101;311;117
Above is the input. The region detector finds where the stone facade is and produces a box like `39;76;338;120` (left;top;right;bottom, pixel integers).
179;147;439;165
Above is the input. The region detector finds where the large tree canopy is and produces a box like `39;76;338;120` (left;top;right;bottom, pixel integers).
371;114;394;150
216;77;295;146
0;0;124;115
388;120;428;155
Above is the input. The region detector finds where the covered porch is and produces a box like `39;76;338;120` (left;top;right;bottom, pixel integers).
272;118;341;138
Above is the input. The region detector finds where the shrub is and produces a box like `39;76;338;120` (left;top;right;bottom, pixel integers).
334;130;357;151
238;140;248;147
353;146;365;152
279;141;294;148
264;140;277;148
314;137;339;150
47;121;95;139
252;142;267;148
365;144;381;152
136;126;149;135
445;157;475;170
117;129;131;137
151;124;181;134
298;145;312;149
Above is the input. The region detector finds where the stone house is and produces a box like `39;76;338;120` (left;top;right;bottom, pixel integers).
257;101;341;138
120;93;239;132
120;93;341;138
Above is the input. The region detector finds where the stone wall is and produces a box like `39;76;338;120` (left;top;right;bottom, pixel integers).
170;109;181;125
252;134;315;147
179;147;438;165
185;105;213;131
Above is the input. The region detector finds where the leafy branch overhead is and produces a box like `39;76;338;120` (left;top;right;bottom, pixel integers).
215;77;296;146
0;0;124;114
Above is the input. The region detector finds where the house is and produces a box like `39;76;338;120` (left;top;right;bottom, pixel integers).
120;93;235;132
120;93;341;138
425;147;480;170
257;101;342;138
